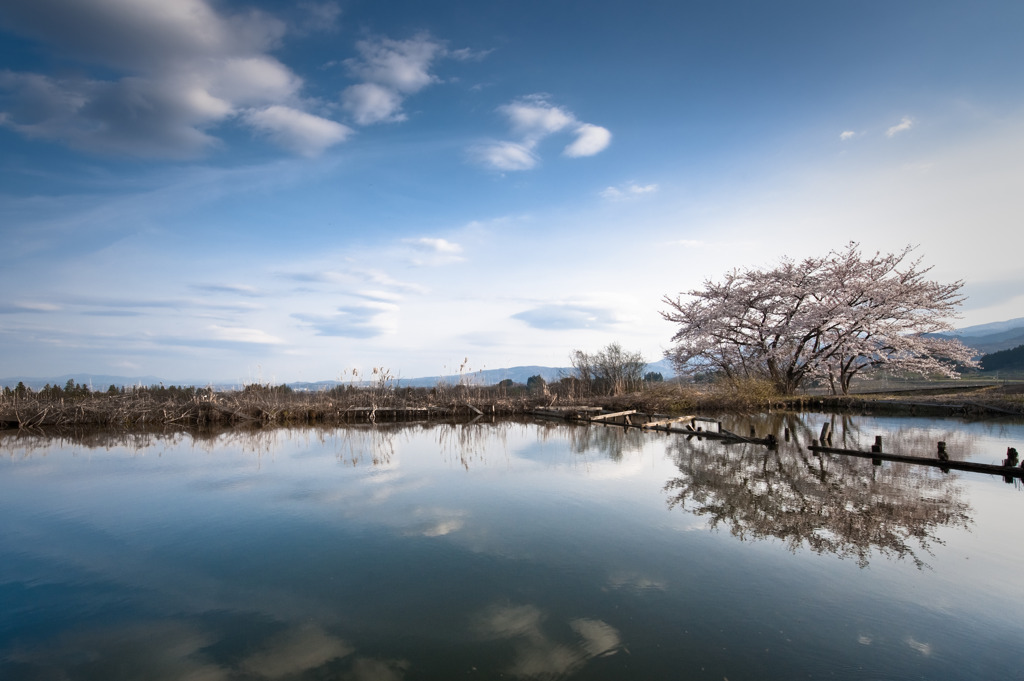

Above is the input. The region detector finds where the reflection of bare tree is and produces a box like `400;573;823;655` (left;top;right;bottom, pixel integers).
664;436;973;568
436;420;513;469
560;423;648;461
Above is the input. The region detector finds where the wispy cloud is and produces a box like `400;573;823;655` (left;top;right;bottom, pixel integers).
886;116;914;137
3;301;61;313
402;237;465;265
208;325;285;344
192;283;267;297
473;94;611;171
340;33;445;125
601;182;658;200
512;303;620;330
296;2;342;33
469;141;538;170
840;130;856;140
292;303;396;338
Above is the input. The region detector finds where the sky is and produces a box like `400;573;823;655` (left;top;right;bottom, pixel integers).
1;0;1023;384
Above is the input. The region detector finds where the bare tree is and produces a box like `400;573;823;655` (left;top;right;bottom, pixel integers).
661;243;978;394
570;342;647;396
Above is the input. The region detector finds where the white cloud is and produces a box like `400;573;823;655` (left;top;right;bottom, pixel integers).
297;2;342;33
840;130;856;140
601;182;657;200
564;123;612;157
243;105;352;156
474;95;610;170
341;82;406;124
208;325;285;344
886;116;914;137
406;237;463;254
500;96;576;140
345;34;443;94
340;33;445;127
402;237;465;266
0;0;348;157
471;141;538;171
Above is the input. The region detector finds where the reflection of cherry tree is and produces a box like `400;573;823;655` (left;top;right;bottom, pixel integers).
664;438;972;568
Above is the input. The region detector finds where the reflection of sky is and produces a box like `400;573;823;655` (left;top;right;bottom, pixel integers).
1;418;1024;679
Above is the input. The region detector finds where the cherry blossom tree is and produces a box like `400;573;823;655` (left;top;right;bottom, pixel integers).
660;243;978;394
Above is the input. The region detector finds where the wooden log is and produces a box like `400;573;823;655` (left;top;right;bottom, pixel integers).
808;443;1024;479
642;415;696;428
819;422;832;445
589;409;638;421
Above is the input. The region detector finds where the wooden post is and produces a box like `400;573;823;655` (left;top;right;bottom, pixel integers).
871;435;882;453
749;426;757;438
819;422;832;445
937;441;949;461
784;427;791;442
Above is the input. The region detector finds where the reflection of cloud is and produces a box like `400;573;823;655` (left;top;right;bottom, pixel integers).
905;637;932;656
6;620;229;680
607;572;667;592
475;604;622;679
400;507;467;537
240;624;354;678
347;656;410;681
570;618;621;658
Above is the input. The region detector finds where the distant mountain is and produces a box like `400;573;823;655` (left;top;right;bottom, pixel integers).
951;317;1024;337
935;317;1024;355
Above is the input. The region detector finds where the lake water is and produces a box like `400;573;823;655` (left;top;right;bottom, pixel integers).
2;414;1023;680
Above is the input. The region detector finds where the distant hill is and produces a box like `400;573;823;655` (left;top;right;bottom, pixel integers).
979;344;1024;372
0;374;170;392
2;360;676;392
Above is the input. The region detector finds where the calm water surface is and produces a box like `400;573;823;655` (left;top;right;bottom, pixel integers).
2;414;1023;680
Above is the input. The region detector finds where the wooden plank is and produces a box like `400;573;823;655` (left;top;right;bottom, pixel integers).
589;409;637;421
642;415;696;428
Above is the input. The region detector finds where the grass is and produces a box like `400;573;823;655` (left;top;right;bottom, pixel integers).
3;375;1021;432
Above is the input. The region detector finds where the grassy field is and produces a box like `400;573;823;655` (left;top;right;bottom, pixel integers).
2;377;1022;432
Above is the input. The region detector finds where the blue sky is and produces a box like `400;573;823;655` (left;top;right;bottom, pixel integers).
2;0;1022;384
